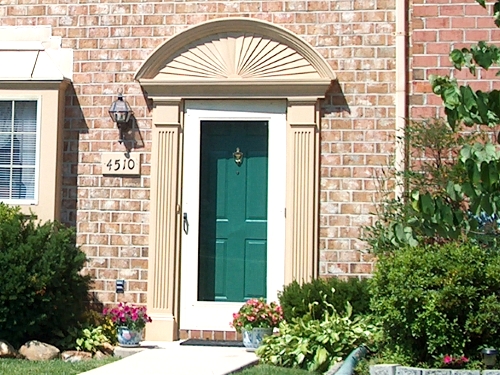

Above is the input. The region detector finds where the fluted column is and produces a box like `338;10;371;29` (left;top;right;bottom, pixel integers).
285;99;320;284
146;99;182;341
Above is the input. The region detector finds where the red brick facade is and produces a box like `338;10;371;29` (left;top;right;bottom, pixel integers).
410;0;500;119
0;0;497;310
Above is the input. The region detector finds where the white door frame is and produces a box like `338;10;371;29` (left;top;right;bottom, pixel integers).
179;100;286;331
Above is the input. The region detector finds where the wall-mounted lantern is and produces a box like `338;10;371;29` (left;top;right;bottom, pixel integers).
482;348;498;368
108;93;133;143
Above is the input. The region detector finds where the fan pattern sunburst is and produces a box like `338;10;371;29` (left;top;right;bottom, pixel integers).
159;33;319;79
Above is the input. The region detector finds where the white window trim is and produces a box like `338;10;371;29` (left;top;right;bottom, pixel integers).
0;96;40;206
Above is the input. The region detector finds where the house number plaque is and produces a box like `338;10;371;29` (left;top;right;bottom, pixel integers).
102;152;141;176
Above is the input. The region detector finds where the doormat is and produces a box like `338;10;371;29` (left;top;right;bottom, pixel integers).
180;339;244;347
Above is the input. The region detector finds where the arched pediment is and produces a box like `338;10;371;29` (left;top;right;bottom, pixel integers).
135;18;335;99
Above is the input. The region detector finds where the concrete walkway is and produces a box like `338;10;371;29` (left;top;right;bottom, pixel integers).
79;341;259;375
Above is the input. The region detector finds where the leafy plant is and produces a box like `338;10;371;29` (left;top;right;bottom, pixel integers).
76;326;109;354
431;1;500;130
278;277;371;322
52;326;81;351
100;316;118;345
257;296;377;373
82;309;117;345
364;117;500;254
231;298;283;333
370;0;500;254
370;240;500;367
0;203;90;348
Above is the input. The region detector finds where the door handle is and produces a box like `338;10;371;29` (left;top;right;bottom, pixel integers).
183;212;189;234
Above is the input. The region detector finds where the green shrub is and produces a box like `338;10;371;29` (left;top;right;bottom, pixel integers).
0;204;91;348
371;240;500;367
257;297;377;373
278;277;371;321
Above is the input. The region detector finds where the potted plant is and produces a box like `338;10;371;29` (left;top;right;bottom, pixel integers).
103;302;152;347
230;298;283;351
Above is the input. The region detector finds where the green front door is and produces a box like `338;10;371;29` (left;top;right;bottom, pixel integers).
198;121;268;302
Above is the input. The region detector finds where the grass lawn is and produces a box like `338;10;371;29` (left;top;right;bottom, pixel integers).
0;357;118;375
237;364;318;374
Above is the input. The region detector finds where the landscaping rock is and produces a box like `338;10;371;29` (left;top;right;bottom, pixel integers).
100;342;114;356
370;364;400;375
19;340;60;361
61;350;92;363
421;370;451;375
451;371;480;375
93;350;107;360
0;340;18;358
371;366;485;375
396;367;422;375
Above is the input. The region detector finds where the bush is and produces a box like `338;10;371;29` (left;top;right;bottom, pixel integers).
0;204;91;348
371;240;500;367
257;297;376;373
278;277;371;322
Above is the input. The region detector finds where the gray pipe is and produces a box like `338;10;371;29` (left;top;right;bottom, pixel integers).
327;346;369;375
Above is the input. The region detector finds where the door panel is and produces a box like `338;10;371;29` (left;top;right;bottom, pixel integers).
198;121;268;302
244;239;267;297
214;240;228;299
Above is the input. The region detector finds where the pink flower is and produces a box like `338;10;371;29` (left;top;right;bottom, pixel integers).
230;298;283;334
442;355;469;369
103;302;153;331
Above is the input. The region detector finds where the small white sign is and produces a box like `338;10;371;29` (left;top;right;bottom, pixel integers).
102;152;141;175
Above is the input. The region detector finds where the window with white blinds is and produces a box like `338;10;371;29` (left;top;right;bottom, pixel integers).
0;100;38;202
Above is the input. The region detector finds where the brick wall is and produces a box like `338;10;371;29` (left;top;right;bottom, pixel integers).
410;0;500;120
0;0;399;305
318;0;396;278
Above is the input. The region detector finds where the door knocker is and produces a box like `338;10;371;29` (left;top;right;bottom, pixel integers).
233;147;243;166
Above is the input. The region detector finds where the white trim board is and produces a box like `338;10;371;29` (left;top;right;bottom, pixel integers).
179;100;287;331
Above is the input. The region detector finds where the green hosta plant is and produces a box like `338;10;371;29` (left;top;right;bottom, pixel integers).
76;326;110;354
81;309;118;345
278;278;371;322
256;297;377;373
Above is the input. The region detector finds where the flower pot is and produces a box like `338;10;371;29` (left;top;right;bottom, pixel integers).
117;327;142;347
242;327;273;352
